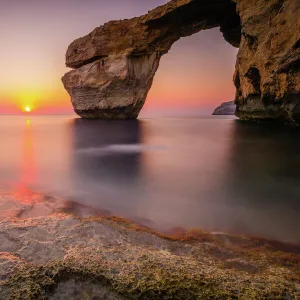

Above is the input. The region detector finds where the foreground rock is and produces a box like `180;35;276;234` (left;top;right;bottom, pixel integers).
213;101;236;115
0;189;300;299
62;0;299;123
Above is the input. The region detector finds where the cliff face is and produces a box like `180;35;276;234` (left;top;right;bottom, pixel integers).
62;0;299;123
234;0;300;122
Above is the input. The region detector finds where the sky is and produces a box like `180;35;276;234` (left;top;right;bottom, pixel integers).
0;0;238;116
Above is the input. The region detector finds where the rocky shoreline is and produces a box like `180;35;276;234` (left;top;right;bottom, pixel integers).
0;190;299;299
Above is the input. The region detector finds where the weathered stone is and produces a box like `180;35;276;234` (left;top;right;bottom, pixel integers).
49;280;124;300
63;53;160;119
0;189;299;299
62;0;300;123
213;101;236;115
234;0;300;122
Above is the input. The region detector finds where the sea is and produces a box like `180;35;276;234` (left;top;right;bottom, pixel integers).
0;115;300;244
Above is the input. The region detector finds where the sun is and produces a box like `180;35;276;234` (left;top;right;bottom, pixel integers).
24;106;31;113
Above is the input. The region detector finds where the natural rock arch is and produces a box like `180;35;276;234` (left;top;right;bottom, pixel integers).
62;0;300;123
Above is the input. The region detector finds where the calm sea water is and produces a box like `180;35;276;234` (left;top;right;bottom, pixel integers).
0;115;300;243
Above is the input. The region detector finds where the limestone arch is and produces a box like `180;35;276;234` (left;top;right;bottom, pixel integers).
62;0;300;123
62;0;241;119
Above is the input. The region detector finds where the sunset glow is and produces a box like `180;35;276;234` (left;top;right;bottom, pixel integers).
0;0;237;115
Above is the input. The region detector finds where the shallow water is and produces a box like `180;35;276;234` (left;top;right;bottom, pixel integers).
0;115;300;243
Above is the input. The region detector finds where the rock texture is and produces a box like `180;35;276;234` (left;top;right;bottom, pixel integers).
0;188;300;299
213;101;236;115
234;0;300;122
62;0;300;123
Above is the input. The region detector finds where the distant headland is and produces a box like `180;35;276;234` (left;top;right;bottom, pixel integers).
213;101;236;115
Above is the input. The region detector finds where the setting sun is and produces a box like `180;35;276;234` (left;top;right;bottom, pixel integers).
25;106;31;112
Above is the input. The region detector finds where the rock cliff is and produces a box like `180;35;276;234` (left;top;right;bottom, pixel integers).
234;0;300;122
62;0;299;123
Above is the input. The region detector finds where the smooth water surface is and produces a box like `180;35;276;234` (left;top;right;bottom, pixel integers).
0;115;300;243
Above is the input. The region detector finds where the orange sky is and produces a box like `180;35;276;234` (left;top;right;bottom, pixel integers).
0;0;238;116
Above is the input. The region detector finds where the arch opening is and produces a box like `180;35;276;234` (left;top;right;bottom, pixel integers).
143;28;238;117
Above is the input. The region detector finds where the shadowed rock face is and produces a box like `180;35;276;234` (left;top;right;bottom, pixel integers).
234;0;300;122
62;0;299;123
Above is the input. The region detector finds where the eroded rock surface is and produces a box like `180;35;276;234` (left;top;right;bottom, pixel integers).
62;0;299;122
0;189;299;299
234;0;300;122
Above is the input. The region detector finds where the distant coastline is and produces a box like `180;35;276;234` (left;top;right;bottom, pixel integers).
213;101;236;115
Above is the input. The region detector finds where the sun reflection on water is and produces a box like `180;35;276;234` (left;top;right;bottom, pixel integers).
21;118;36;187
